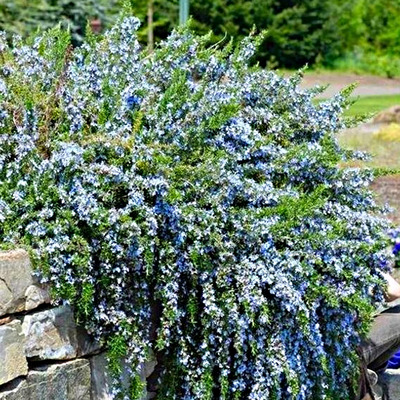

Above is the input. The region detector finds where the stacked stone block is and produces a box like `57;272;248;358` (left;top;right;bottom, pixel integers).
1;248;400;398
0;250;156;400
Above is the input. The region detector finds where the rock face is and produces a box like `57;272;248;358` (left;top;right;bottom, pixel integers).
90;353;114;400
0;250;50;317
375;369;400;400
21;306;84;360
0;249;155;399
21;305;101;361
0;359;91;400
90;352;157;400
0;320;28;386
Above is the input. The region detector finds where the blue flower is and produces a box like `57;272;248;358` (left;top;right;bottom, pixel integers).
126;95;142;110
0;16;393;400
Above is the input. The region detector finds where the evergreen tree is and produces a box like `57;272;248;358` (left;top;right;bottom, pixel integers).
189;0;340;68
0;0;57;38
0;0;119;44
0;0;399;73
260;0;339;68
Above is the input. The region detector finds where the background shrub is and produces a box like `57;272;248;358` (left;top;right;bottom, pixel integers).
1;0;400;74
0;14;393;399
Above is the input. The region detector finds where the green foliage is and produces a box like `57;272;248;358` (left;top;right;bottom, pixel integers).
0;16;393;398
0;0;56;37
0;0;119;44
188;0;340;68
107;333;129;376
176;0;400;72
1;0;400;73
324;0;400;77
361;0;400;55
330;49;400;78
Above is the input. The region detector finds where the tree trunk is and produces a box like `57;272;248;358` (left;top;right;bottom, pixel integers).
147;0;154;52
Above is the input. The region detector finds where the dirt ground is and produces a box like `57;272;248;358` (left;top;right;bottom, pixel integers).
299;72;400;97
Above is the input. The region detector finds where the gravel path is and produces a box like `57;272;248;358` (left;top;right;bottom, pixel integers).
299;72;400;97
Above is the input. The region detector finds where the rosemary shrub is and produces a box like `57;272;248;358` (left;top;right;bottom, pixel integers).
0;14;393;400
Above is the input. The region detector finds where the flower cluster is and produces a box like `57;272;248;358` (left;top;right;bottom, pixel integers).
0;16;394;400
388;229;400;268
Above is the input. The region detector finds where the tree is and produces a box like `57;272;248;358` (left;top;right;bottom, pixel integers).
0;0;57;38
188;0;341;68
361;0;400;54
261;0;340;67
0;0;119;44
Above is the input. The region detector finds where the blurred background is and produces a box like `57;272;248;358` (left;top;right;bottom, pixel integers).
0;0;400;221
0;0;399;77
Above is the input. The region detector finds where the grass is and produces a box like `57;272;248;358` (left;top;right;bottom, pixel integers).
337;128;400;169
337;94;400;169
335;91;400;224
345;94;400;117
337;126;400;224
317;95;400;117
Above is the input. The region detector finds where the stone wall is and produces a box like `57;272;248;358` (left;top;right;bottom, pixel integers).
0;250;156;400
2;230;400;399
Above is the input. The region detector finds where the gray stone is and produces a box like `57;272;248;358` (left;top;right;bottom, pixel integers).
139;352;157;380
377;368;400;400
140;352;158;400
76;325;102;357
90;353;113;400
0;250;50;317
0;320;28;386
21;305;100;361
90;352;157;400
24;285;51;312
90;353;133;400
21;306;78;360
0;359;91;400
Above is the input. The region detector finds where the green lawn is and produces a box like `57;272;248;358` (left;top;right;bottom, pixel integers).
319;93;400;168
337;128;400;169
336;94;400;170
345;94;400;116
